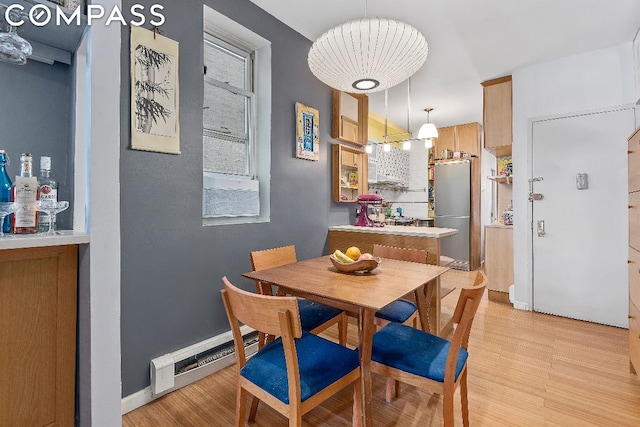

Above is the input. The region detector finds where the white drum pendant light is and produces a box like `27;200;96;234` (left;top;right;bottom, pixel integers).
308;17;428;93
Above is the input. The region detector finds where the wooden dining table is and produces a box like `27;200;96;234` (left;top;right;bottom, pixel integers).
242;255;449;427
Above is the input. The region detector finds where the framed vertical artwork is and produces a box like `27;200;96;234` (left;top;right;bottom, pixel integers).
130;26;180;154
295;102;320;161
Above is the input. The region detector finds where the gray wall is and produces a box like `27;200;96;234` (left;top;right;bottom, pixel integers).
0;59;74;229
120;0;353;395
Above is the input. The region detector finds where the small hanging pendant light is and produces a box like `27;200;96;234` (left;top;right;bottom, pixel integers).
418;108;438;144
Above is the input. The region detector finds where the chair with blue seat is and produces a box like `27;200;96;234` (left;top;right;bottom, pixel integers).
371;244;435;400
250;246;348;347
372;244;434;329
370;270;487;427
220;277;362;426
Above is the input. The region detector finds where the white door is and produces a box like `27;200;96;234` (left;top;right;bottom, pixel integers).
532;108;635;327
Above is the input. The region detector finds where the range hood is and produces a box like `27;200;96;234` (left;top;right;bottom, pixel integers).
375;174;403;185
370;174;407;190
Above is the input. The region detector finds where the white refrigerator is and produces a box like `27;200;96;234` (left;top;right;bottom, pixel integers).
434;160;472;270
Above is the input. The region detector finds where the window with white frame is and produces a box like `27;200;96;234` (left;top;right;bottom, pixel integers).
202;6;271;225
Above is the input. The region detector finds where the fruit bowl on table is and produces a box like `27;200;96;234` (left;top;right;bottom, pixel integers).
329;255;380;273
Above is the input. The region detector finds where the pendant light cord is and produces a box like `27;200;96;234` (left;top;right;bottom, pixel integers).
407;78;412;134
384;89;388;143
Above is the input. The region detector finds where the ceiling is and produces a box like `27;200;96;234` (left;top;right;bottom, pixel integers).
250;0;640;137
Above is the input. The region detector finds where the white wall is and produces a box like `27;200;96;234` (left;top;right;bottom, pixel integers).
511;42;636;309
386;143;430;219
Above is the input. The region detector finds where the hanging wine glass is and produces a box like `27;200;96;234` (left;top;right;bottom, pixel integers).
0;8;32;66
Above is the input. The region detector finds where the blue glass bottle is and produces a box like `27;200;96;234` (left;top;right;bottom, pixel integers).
0;150;12;233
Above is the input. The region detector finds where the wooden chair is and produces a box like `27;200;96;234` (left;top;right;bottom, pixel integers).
371;244;432;330
221;277;362;426
370;270;487;427
371;244;435;400
250;245;348;347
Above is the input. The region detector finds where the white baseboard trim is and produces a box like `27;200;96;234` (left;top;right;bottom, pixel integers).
508;284;530;310
122;387;153;415
512;301;530;310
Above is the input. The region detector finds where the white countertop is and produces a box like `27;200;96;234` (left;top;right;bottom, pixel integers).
485;224;513;229
329;224;458;238
0;230;90;250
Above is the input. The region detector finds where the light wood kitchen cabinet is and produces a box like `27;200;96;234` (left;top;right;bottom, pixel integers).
434;122;481;158
332;144;368;202
0;245;78;427
484;225;513;303
456;122;482;156
434;126;455;155
482;76;512;157
332;90;368;146
629;125;640;374
341;117;359;143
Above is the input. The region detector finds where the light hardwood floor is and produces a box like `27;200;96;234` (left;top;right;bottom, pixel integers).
122;270;640;426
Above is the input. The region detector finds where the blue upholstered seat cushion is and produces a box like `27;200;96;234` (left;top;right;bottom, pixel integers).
240;331;359;404
375;298;417;323
372;322;468;383
297;298;343;331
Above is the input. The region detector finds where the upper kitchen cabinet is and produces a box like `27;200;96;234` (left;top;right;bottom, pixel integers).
3;1;88;65
482;76;512;157
332;90;368;146
434;122;481;159
332;144;368;202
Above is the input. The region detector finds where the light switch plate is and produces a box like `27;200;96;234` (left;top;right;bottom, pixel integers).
576;173;588;190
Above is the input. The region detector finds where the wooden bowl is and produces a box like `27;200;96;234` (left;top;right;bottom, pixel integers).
329;255;380;273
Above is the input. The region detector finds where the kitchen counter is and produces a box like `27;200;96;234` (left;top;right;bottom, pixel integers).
0;230;89;250
328;225;457;267
328;224;458;336
485;223;513;229
329;224;458;238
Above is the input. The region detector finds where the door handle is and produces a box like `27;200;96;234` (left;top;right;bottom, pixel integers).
537;220;545;237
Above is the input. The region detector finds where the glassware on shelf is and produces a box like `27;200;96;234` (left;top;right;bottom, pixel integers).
0;202;17;237
0;9;33;66
36;201;69;235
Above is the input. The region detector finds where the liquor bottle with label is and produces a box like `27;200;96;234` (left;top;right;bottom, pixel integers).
12;153;39;234
0;150;12;234
37;156;58;233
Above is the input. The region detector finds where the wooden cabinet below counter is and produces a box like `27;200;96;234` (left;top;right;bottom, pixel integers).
0;245;77;427
484;225;513;303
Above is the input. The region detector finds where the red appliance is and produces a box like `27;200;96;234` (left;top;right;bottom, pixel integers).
355;194;383;227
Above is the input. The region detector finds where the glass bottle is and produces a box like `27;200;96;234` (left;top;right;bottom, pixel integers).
0;150;12;234
12;153;39;234
503;200;513;225
37;156;58;233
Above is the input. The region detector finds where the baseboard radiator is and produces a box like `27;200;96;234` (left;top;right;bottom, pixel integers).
150;325;258;397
